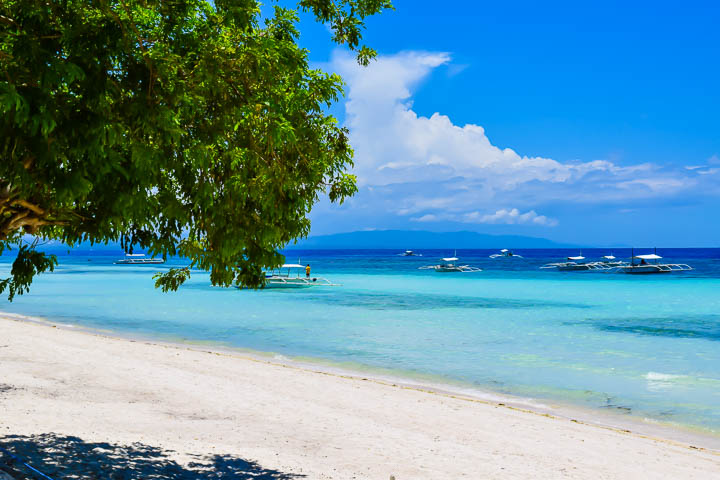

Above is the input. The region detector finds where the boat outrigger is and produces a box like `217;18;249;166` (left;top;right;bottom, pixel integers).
541;254;625;271
114;253;165;265
599;255;626;267
489;249;523;259
262;264;340;288
419;252;481;273
614;253;692;275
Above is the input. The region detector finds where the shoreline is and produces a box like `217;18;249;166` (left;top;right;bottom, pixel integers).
2;311;720;453
2;314;720;478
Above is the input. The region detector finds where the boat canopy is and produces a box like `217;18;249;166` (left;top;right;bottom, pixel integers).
442;257;459;262
500;249;508;253
634;254;662;260
567;256;585;261
280;264;305;268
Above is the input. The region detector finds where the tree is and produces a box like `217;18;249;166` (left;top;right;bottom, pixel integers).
0;0;392;300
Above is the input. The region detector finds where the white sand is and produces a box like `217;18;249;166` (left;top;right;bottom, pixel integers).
1;316;719;479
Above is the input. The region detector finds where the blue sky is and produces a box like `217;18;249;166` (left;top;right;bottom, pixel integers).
287;0;720;246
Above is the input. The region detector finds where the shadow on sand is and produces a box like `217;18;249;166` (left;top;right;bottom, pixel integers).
0;433;303;479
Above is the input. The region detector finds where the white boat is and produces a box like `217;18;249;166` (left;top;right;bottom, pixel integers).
614;254;692;275
489;249;523;259
114;253;165;264
419;252;481;273
541;255;623;271
262;264;340;288
399;250;421;256
598;255;626;267
541;255;589;271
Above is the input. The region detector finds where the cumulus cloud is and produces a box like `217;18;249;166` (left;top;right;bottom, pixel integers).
467;209;558;226
317;50;716;230
411;208;558;226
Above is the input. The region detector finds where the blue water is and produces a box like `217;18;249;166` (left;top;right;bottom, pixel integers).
2;248;720;433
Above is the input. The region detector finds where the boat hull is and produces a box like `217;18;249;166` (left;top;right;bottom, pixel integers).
556;264;591;271
621;266;672;274
260;276;339;288
433;266;481;273
114;259;165;264
618;263;692;274
263;281;314;288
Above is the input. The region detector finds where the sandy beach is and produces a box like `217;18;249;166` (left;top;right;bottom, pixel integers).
1;315;719;479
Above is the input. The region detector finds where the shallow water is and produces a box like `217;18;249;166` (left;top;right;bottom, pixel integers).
1;248;719;434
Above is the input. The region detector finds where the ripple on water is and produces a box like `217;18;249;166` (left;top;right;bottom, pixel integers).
300;291;589;311
566;315;720;341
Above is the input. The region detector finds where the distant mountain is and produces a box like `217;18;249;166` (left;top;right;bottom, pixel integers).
6;231;574;256
289;230;575;249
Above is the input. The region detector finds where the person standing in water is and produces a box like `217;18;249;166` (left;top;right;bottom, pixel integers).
305;264;311;278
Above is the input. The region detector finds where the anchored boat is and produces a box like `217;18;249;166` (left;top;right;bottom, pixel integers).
541;254;625;271
419;252;481;273
596;254;627;268
541;255;593;271
614;253;692;275
262;264;340;288
114;254;165;265
489;249;523;259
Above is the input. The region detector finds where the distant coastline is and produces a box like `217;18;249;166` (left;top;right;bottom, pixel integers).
13;231;720;255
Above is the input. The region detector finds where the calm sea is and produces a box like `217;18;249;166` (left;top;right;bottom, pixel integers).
2;248;719;434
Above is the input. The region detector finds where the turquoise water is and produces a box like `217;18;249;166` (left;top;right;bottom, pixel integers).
1;248;719;434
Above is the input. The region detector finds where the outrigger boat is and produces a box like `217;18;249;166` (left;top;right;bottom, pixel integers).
114;253;165;265
419;252;481;273
262;264;340;288
399;250;421;256
598;254;626;267
614;251;692;275
541;255;592;271
541;254;625;271
489;249;523;259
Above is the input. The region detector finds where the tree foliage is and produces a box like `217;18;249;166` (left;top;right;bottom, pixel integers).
0;0;392;299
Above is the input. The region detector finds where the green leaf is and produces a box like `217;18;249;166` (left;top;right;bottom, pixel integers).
0;0;391;299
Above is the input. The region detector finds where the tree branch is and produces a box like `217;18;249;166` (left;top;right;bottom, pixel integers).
12;199;45;216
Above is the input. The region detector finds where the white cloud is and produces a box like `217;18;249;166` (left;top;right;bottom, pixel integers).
331;50;681;192
411;214;439;223
411;208;558;226
467;209;558;226
682;156;720;176
616;177;688;192
318;50;717;231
